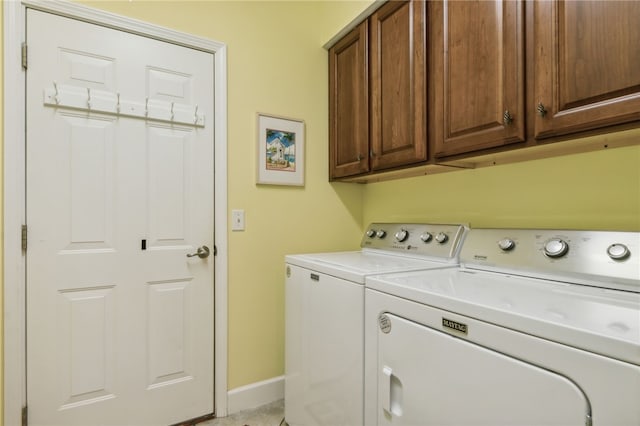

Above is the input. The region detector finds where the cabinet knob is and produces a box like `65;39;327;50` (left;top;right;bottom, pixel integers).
370;150;376;158
357;154;363;161
503;110;514;125
537;102;547;117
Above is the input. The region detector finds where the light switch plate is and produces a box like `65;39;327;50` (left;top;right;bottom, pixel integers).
231;209;245;231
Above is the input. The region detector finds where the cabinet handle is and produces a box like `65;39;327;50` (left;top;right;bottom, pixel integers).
537;102;547;117
503;110;514;125
370;150;376;158
357;154;363;161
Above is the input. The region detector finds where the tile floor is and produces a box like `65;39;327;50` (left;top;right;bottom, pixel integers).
203;399;286;426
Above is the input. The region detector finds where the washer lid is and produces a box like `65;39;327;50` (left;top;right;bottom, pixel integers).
366;268;640;365
285;251;457;284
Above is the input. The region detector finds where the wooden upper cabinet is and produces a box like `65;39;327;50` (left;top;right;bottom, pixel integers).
370;0;427;170
329;22;369;179
534;1;640;139
432;0;525;158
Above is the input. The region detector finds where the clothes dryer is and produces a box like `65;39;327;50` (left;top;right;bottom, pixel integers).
364;228;640;425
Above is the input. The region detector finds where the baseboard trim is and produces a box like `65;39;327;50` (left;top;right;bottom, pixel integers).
226;375;284;415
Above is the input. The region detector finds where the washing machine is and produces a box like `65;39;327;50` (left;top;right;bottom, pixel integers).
364;228;640;426
285;223;467;426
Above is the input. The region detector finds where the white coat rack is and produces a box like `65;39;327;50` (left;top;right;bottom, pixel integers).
44;82;205;127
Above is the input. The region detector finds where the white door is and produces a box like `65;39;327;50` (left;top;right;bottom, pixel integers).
26;9;214;425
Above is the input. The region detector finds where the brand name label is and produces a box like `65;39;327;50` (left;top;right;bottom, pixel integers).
442;318;468;334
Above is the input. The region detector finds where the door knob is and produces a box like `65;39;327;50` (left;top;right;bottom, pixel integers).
186;245;211;259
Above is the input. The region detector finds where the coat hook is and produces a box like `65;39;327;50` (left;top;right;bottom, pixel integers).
53;81;60;104
116;93;121;114
87;88;92;110
145;97;149;117
171;101;175;121
194;105;199;124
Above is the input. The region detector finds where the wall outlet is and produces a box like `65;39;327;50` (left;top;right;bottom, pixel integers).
232;209;245;231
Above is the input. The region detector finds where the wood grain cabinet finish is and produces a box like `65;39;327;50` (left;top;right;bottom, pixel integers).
329;0;426;180
370;0;427;171
329;0;640;181
329;22;369;179
432;0;525;158
534;1;640;139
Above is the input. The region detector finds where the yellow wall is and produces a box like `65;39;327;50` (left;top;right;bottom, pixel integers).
363;144;640;231
0;1;4;422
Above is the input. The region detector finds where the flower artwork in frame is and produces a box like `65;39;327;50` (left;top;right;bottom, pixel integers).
256;113;305;186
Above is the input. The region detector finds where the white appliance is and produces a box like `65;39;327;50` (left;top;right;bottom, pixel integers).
285;223;467;426
364;228;640;426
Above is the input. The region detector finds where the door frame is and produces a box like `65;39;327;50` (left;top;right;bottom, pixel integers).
3;1;229;424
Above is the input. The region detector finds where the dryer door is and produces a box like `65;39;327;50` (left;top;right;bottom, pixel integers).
377;314;590;426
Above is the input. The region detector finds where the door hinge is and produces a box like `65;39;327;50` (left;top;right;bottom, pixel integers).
21;42;28;70
22;405;28;426
21;225;28;251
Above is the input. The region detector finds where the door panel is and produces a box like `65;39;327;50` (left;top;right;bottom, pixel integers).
147;125;194;247
329;22;370;179
65;114;116;250
58;286;116;409
146;279;193;388
534;0;640;138
26;9;214;425
432;0;525;157
370;0;427;170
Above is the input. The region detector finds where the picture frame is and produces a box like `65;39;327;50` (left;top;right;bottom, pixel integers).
256;113;305;186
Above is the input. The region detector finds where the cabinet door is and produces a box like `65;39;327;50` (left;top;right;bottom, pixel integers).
370;0;427;170
433;0;525;157
329;22;369;179
534;1;640;139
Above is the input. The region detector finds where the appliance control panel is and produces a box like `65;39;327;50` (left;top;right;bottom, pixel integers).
361;223;467;260
461;228;640;291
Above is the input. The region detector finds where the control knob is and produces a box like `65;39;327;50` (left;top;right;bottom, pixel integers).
498;238;516;251
435;232;448;244
395;229;409;242
544;238;569;258
376;230;387;239
607;244;630;260
420;232;433;243
366;229;376;238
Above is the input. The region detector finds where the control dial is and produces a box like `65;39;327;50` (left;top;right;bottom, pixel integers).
420;232;433;243
376;230;387;239
435;232;448;244
607;244;630;260
544;238;569;258
498;238;516;251
395;229;409;242
366;229;376;238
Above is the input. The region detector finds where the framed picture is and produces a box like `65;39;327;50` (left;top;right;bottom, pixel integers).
256;113;305;186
